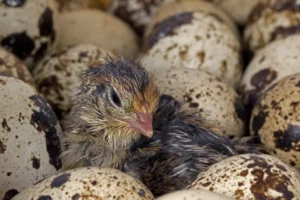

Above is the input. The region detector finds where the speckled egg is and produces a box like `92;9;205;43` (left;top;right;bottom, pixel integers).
0;76;62;200
56;0;111;12
156;189;232;200
0;0;58;68
32;44;112;123
250;73;300;170
0;47;35;87
144;0;239;40
211;0;261;25
13;167;154;200
141;11;242;89
241;35;300;108
155;68;245;139
244;0;300;52
56;9;139;58
189;154;300;200
108;0;174;37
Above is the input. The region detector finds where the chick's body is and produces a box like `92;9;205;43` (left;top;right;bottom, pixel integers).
61;57;159;169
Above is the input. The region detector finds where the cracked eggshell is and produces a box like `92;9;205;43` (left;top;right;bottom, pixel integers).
212;0;261;25
32;44;112;124
141;11;242;89
0;47;35;87
0;0;58;68
250;73;300;170
56;9;139;58
13;167;154;200
189;154;300;200
144;0;239;41
241;35;300;108
156;189;232;200
155;68;245;139
108;0;174;37
244;0;300;52
0;76;62;200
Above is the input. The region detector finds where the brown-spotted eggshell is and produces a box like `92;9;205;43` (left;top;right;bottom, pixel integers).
0;0;58;68
12;167;154;200
189;154;300;200
32;44;112;124
241;35;300;107
56;9;139;58
244;0;300;51
0;76;62;200
141;11;242;89
155;68;245;139
250;73;300;170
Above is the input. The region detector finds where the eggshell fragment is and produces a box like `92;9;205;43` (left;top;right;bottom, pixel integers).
144;0;239;40
155;68;245;139
156;189;232;200
0;0;58;68
13;167;154;200
0;76;62;200
32;44;112;123
244;0;300;51
0;47;35;87
141;11;242;88
189;154;300;200
241;35;300;107
250;73;300;170
56;9;139;57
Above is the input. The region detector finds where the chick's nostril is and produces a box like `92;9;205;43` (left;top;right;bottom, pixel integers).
136;112;153;124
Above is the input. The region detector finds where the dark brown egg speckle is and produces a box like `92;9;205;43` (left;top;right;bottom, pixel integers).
50;173;71;188
189;154;300;200
3;189;19;200
250;73;300;170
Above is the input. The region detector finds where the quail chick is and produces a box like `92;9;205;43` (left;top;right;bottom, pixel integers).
61;57;159;169
123;96;260;197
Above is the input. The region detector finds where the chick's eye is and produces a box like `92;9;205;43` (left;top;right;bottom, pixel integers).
110;89;122;107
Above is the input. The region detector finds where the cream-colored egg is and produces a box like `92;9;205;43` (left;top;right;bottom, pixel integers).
0;47;34;87
244;0;300;51
13;167;154;200
141;11;242;89
189;154;300;200
156;189;232;200
56;0;110;12
155;68;245;139
241;35;300;107
144;0;239;40
109;0;174;37
212;0;261;25
0;76;62;200
56;9;139;58
250;73;300;170
0;0;58;68
32;44;112;124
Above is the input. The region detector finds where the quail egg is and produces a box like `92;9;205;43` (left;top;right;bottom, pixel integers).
56;0;111;12
212;0;261;25
250;73;300;170
108;0;174;37
0;0;58;68
56;9;139;58
155;68;245;139
189;154;300;200
13;167;154;200
32;44;112;124
141;11;242;89
0;75;62;200
0;47;34;87
241;35;300;108
144;0;239;40
244;0;300;51
156;189;232;200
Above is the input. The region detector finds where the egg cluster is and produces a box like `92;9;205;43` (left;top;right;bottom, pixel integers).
1;0;300;200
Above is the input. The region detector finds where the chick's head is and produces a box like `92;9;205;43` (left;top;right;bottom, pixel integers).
77;57;159;140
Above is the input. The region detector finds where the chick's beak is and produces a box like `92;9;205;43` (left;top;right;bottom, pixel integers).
128;112;153;138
